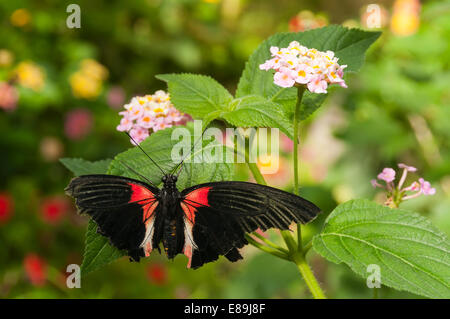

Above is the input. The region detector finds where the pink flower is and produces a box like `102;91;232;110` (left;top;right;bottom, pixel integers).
377;168;396;183
107;86;125;109
129;127;149;145
307;76;328;94
64;108;93;140
259;59;275;71
419;178;436;195
259;42;346;93
273;68;296;88
0;82;19;111
117;91;188;145
137;114;154;129
295;64;313;84
116;116;133;132
372;163;436;207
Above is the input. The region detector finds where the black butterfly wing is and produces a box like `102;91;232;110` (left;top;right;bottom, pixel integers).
179;181;320;268
65;174;162;261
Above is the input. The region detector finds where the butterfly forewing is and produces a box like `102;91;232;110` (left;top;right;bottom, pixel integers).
65;174;161;261
179;181;320;268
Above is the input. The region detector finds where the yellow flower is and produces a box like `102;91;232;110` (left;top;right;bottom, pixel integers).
10;9;31;27
15;61;45;91
69;59;108;99
80;59;109;81
390;0;421;36
69;71;102;100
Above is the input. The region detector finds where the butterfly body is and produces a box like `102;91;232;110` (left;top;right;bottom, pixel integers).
66;173;321;269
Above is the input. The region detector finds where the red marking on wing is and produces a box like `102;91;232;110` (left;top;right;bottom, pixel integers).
184;187;211;207
182;187;212;224
128;183;158;222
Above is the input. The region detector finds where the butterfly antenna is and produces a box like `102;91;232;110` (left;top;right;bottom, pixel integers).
117;159;158;188
125;132;166;176
172;127;208;178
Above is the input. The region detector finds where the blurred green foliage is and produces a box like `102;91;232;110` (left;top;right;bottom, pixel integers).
1;0;449;298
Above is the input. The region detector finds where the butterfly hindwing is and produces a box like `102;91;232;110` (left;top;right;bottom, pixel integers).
179;181;320;268
65;174;161;261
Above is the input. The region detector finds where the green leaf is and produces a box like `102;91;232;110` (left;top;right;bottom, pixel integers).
156;73;233;118
313;199;450;299
60;158;112;177
81;220;126;275
108;123;234;190
222;95;294;139
236;25;381;120
82;123;235;274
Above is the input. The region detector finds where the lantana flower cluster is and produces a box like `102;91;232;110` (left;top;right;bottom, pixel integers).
259;41;347;93
117;90;184;144
371;163;436;207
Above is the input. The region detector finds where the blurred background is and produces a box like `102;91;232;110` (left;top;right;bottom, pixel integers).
1;0;449;298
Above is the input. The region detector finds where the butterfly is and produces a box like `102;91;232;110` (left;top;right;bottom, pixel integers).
65;133;321;269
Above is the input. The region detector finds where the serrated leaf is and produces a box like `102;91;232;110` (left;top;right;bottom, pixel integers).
236;25;381;120
108;123;234;189
81;220;126;275
223;95;294;139
82;123;235;274
156;73;233;118
60;158;112;177
313;199;450;299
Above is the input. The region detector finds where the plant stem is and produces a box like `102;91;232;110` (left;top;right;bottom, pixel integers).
293;85;305;197
292;253;326;299
245;234;289;260
293;85;305;251
291;85;326;299
251;232;289;254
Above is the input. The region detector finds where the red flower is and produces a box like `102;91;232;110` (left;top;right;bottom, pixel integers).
64;108;93;140
0;192;13;224
147;263;167;286
24;254;47;286
40;196;68;224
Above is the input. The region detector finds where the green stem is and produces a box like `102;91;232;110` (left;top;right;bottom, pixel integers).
302;240;313;254
292;253;326;299
251;232;289;254
291;86;326;299
293;85;305;197
245;234;289;260
293;86;305;251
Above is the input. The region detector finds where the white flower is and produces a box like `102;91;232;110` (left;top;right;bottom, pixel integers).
259;41;347;93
